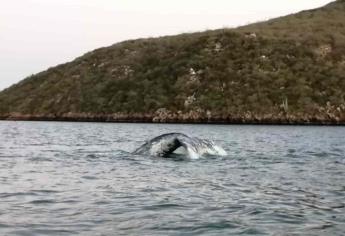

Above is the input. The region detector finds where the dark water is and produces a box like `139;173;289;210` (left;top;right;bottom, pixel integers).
0;121;344;236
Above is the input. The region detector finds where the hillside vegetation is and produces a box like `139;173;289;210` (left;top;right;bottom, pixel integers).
0;0;345;124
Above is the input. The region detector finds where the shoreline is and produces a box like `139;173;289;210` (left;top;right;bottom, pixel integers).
1;114;344;126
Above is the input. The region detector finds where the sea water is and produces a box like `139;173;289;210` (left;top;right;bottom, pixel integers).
0;121;344;235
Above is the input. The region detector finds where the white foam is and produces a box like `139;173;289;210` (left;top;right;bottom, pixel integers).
210;145;227;156
186;147;200;159
185;142;227;159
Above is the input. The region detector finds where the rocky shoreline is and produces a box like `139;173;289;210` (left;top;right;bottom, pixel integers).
1;111;344;125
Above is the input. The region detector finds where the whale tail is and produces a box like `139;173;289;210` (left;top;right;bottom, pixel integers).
134;133;227;159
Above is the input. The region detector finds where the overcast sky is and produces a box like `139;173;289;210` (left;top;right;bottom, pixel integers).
0;0;334;90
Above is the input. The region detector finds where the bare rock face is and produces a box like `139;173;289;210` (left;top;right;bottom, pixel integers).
184;94;196;108
245;32;257;39
315;44;332;58
153;108;171;122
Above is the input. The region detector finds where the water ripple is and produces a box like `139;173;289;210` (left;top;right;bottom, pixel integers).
0;121;344;235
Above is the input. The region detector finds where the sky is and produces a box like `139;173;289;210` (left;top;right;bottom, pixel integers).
0;0;334;90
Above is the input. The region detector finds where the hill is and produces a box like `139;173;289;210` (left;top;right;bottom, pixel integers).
0;0;345;124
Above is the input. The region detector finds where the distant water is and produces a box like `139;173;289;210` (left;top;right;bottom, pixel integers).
0;121;344;236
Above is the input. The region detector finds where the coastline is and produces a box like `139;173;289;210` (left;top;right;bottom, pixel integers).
1;112;344;125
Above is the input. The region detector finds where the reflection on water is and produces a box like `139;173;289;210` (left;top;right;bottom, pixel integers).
0;121;344;235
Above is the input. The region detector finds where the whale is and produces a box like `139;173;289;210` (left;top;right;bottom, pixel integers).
133;133;227;159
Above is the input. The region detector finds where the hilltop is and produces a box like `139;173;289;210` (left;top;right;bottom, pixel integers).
0;0;344;124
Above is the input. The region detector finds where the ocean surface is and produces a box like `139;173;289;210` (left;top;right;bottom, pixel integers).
0;121;344;236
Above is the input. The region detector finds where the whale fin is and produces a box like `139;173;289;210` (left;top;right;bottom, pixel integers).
134;133;182;157
133;133;227;159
